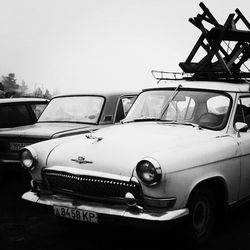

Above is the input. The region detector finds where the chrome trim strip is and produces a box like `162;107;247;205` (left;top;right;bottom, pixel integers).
143;196;176;209
22;191;189;221
143;196;176;202
0;159;20;163
44;166;134;182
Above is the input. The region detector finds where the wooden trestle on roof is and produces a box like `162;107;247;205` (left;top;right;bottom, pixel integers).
179;2;250;80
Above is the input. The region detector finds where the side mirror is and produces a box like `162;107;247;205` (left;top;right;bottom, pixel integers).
235;122;248;137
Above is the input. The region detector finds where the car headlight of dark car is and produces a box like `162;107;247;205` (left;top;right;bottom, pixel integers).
20;148;37;171
136;158;162;186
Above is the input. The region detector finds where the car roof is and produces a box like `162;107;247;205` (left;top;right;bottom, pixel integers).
144;80;250;93
0;97;49;104
52;90;139;99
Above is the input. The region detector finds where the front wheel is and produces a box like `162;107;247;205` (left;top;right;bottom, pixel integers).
186;187;216;246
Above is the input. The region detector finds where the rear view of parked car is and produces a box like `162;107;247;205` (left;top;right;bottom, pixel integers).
0;97;48;129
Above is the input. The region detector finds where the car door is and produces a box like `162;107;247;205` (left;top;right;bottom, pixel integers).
234;95;250;199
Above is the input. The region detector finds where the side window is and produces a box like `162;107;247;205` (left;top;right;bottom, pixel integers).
115;96;137;123
202;95;230;127
0;104;33;128
122;96;137;116
234;97;250;129
31;103;47;119
115;99;125;123
207;96;230;115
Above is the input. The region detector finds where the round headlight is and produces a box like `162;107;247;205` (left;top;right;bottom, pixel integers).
136;159;162;186
20;149;35;171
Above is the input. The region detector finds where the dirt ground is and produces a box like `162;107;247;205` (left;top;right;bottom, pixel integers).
1;171;250;250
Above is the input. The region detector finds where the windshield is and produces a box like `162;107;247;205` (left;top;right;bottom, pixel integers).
124;89;232;130
38;96;104;124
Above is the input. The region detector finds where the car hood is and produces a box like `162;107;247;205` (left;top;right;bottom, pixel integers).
46;122;230;178
0;122;97;139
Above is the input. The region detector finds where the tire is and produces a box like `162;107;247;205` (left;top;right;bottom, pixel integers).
186;187;216;247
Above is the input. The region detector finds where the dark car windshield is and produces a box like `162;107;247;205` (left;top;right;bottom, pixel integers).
38;96;104;124
124;89;232;130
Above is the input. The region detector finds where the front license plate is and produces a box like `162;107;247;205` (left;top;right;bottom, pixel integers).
10;142;29;151
53;206;98;223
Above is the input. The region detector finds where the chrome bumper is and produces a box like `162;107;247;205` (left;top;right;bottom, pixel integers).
22;191;189;222
0;159;20;164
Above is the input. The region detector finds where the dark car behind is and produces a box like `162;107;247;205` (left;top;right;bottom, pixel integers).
0;91;137;166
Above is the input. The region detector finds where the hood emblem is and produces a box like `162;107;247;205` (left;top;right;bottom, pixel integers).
71;156;93;164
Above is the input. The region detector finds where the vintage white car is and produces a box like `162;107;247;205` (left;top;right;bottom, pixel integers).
20;78;250;245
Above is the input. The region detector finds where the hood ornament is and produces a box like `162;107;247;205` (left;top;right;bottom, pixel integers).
85;132;103;143
71;156;93;164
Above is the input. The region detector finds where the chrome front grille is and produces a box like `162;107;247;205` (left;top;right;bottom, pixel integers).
42;168;142;202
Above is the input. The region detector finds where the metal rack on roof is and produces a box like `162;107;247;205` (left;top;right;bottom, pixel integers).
151;70;250;83
154;2;250;83
151;71;187;81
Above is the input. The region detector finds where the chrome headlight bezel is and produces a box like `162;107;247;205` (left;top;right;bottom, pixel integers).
20;148;37;171
136;158;162;186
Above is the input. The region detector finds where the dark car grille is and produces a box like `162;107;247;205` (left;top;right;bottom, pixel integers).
42;169;142;202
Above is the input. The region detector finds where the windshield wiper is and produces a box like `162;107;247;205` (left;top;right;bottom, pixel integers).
160;84;182;119
122;117;165;124
163;121;202;129
122;118;203;129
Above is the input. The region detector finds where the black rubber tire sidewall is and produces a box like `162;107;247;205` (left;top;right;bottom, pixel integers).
186;187;216;247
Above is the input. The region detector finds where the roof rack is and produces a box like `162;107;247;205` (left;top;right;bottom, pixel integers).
177;2;250;81
151;70;188;81
151;70;250;83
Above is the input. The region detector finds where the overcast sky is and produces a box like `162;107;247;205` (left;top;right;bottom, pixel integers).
1;0;250;94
